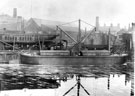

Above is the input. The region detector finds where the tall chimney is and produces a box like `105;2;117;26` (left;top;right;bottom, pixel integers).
104;23;106;27
13;8;17;18
132;23;135;30
96;16;99;31
117;23;120;28
110;23;113;27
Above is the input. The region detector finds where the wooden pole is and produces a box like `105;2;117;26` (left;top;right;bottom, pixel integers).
60;30;62;49
13;36;15;51
85;27;87;36
57;26;77;43
77;76;80;96
70;28;96;50
78;19;81;52
0;40;19;50
37;33;41;51
108;29;110;51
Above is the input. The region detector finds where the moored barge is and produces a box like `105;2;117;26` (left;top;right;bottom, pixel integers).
20;50;128;65
19;19;128;65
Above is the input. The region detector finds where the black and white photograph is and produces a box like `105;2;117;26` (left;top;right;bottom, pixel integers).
0;0;134;96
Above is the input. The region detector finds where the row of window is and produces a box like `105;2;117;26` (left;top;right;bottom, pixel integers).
3;35;45;42
0;34;48;42
4;36;34;42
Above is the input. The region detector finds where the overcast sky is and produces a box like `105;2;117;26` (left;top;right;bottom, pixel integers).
0;0;135;28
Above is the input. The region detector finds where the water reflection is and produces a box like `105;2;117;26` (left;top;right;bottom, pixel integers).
0;73;60;90
0;61;134;96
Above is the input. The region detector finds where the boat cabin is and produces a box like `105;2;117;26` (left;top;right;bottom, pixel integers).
39;50;110;56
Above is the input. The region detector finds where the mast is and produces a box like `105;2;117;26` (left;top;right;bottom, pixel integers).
59;27;62;50
13;36;15;51
37;32;41;52
108;29;110;51
78;19;81;52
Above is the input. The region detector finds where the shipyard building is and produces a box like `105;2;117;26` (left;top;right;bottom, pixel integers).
0;8;133;51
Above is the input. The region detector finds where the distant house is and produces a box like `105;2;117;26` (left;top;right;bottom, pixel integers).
0;14;22;31
95;16;121;35
117;29;127;40
99;24;121;35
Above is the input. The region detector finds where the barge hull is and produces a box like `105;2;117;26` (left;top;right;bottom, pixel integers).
20;54;127;65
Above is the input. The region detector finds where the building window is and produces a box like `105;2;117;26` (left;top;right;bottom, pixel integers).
22;37;24;41
19;37;21;41
8;36;10;40
30;37;32;41
15;37;17;41
25;36;27;41
5;36;7;40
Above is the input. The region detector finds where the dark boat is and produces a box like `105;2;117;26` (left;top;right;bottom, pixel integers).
20;50;127;65
20;20;128;65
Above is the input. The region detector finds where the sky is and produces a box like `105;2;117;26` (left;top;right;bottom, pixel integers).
0;0;135;28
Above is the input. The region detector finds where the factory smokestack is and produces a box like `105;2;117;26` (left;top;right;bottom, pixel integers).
96;16;99;31
13;8;17;18
132;23;135;30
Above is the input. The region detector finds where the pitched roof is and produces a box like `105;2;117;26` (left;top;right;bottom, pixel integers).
24;18;41;33
33;18;67;26
32;18;79;32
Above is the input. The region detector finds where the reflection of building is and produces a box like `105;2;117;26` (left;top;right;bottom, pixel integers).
1;72;60;90
130;73;134;96
107;75;110;90
125;73;131;85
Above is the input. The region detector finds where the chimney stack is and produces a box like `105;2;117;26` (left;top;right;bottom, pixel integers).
117;23;120;28
104;23;106;27
128;24;130;31
132;23;135;30
13;8;17;18
110;23;113;27
96;16;99;31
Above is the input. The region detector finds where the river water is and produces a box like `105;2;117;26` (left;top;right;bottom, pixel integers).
0;57;134;96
